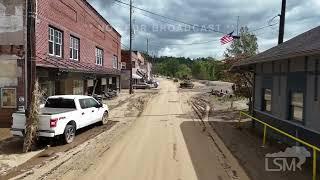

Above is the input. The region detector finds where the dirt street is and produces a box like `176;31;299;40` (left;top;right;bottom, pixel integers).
55;79;249;180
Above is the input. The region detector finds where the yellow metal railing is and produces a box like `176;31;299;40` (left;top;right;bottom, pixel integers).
239;111;320;180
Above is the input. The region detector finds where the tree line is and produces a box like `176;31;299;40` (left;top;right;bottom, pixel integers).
153;56;229;81
152;27;258;82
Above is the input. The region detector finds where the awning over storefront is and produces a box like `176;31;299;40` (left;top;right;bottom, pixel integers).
132;73;142;79
36;56;121;76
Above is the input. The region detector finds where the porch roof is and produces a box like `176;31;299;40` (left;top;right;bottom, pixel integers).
232;26;320;69
36;56;121;76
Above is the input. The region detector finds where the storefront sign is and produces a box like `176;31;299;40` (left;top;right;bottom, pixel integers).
1;88;17;108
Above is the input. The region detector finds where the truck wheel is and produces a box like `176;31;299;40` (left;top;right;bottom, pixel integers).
63;124;76;144
100;111;109;125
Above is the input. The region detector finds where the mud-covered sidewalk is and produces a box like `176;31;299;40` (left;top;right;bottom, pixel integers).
192;90;314;180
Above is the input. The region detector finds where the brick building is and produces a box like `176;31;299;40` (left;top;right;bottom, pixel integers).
121;50;152;88
36;0;122;97
0;0;121;127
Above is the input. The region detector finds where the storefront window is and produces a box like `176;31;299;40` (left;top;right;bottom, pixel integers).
40;81;55;98
1;88;17;108
73;80;84;95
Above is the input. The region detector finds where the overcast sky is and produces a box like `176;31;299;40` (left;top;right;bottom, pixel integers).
88;0;320;59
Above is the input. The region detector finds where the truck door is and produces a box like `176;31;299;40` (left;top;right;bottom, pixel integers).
87;98;104;123
78;98;94;128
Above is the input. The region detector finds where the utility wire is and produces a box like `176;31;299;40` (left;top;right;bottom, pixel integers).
113;0;279;47
148;38;220;47
114;0;279;35
250;23;278;32
114;0;226;34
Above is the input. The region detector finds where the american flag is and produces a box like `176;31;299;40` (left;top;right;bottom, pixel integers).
220;32;234;45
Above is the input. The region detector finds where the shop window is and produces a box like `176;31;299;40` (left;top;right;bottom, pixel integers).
1;88;17;108
48;27;62;57
40;81;55;97
262;89;272;112
70;36;79;61
290;92;304;122
73;80;84;95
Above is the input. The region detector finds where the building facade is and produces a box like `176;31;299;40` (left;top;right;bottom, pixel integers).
121;50;152;88
36;0;122;98
233;26;320;147
0;0;25;127
0;0;122;127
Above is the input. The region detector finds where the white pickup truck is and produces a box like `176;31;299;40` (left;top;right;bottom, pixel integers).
11;95;109;144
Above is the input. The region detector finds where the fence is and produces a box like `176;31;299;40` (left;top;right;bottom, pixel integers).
239;111;320;180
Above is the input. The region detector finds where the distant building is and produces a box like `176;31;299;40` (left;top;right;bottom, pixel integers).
121;50;152;88
232;26;320;146
0;0;122;127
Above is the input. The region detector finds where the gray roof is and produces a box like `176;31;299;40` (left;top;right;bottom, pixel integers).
233;26;320;67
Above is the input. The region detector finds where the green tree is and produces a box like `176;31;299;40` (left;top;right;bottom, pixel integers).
224;26;259;113
176;64;192;79
224;26;258;58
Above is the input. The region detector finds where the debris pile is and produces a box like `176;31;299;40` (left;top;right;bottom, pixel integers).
180;80;194;89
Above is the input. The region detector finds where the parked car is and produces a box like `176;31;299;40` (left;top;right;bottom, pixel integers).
11;95;109;144
133;82;151;89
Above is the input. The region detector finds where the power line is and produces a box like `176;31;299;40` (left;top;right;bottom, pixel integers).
149;38;220;47
113;0;280;49
114;0;226;34
114;0;278;35
250;23;278;32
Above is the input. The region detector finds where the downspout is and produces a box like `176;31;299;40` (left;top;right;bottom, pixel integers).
251;64;256;128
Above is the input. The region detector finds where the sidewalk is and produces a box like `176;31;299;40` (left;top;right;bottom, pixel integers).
0;128;11;142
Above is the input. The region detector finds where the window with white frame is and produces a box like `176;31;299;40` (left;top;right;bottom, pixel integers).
95;48;103;65
70;36;79;61
48;27;62;57
112;55;118;69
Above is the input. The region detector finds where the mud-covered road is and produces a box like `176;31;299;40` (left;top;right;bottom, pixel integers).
54;79;249;180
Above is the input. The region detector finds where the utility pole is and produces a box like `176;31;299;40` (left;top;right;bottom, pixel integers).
26;0;37;113
129;0;133;94
278;0;286;44
236;16;240;36
146;38;149;55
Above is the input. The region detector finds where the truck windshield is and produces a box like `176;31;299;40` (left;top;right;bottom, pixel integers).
45;98;76;109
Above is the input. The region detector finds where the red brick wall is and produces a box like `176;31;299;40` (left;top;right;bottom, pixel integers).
35;0;121;68
121;50;139;69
